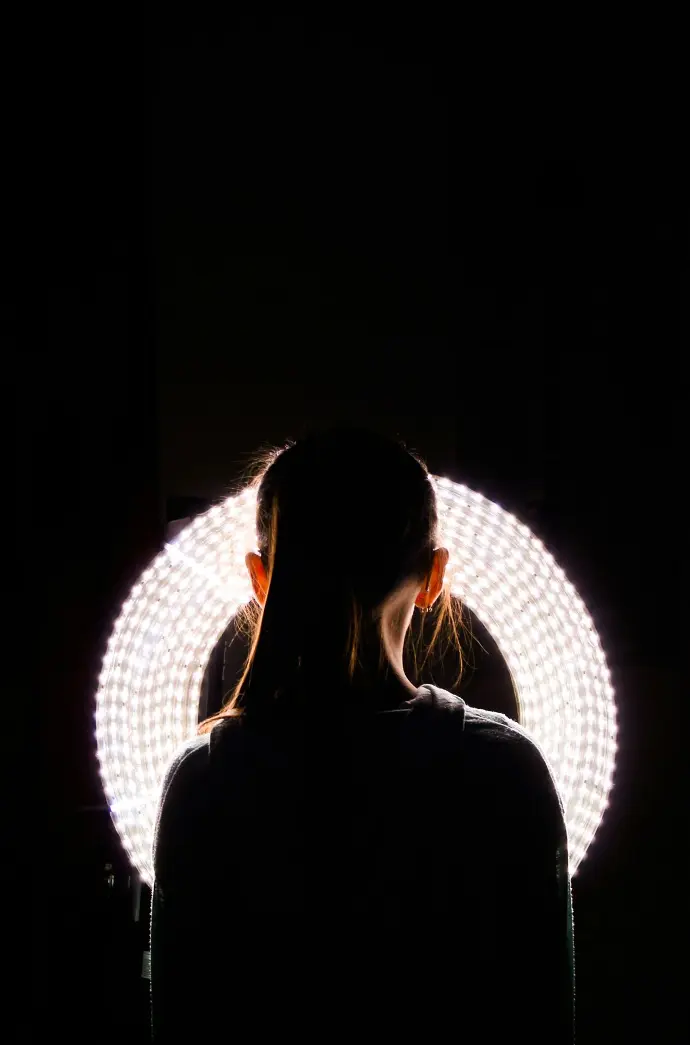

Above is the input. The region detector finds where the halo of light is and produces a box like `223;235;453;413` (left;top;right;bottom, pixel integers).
95;477;617;885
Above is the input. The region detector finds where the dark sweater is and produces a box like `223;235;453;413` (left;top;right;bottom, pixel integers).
150;684;575;1043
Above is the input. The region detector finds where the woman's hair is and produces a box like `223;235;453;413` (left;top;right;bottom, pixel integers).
198;426;464;731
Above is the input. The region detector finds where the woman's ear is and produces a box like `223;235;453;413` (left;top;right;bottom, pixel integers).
415;547;449;609
433;547;450;591
246;551;268;606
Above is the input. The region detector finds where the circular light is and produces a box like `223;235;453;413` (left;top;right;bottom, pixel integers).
95;477;617;885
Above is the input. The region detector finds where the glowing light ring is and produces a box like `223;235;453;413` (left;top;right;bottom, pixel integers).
95;477;617;885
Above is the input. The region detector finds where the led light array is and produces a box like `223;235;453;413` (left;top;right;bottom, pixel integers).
95;477;617;884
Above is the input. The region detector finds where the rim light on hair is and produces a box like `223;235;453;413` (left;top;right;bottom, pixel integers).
95;476;617;886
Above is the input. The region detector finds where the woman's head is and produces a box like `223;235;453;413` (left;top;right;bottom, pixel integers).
199;426;462;728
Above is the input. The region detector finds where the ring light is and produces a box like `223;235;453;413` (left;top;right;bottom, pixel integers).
95;477;617;885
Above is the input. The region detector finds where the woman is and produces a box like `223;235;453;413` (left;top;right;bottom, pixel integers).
150;427;575;1043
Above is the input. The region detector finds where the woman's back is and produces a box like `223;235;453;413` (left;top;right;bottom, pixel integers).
151;684;574;1042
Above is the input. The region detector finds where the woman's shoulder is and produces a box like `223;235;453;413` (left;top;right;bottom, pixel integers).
417;682;551;747
157;732;210;808
416;685;565;817
411;682;532;747
153;733;211;879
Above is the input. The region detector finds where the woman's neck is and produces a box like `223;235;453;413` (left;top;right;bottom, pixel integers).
294;661;417;712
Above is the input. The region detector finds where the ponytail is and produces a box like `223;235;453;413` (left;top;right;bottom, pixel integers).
248;501;366;712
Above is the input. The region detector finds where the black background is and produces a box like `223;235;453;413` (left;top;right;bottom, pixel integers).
21;17;686;1044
